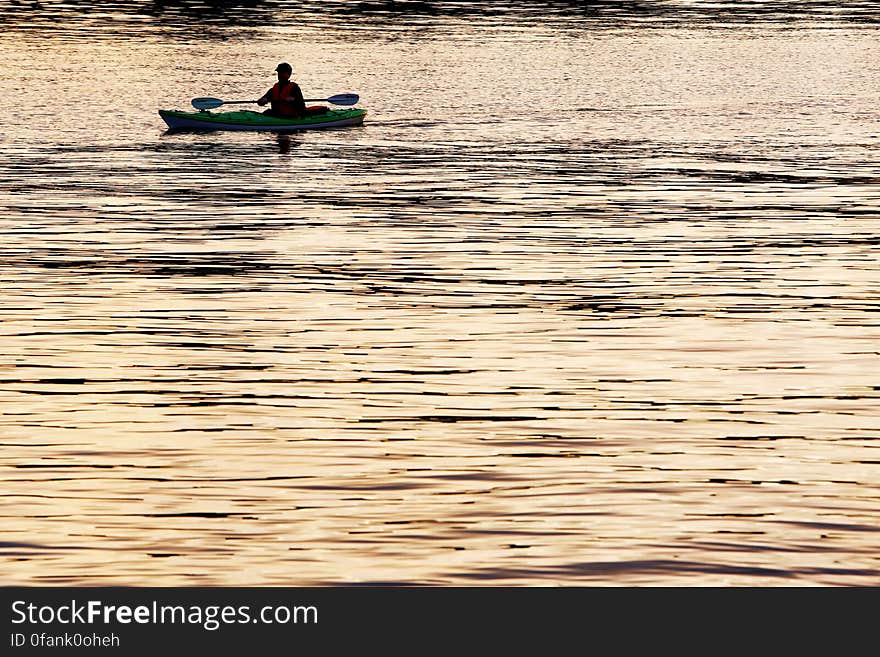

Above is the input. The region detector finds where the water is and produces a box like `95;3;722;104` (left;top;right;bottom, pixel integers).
1;1;879;586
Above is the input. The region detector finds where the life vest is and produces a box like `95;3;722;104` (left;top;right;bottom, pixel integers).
270;81;303;117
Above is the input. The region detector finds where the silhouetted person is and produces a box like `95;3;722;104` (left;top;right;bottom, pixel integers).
257;63;306;118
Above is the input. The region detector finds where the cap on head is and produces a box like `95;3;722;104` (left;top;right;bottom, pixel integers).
275;62;292;73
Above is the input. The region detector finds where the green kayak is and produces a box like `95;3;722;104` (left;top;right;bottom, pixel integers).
159;108;367;132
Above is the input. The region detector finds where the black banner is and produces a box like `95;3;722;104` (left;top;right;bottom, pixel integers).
0;587;869;652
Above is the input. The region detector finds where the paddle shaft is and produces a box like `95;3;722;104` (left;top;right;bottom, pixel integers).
214;99;338;104
191;94;359;110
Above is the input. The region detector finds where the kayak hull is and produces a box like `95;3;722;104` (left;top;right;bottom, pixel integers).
159;108;367;132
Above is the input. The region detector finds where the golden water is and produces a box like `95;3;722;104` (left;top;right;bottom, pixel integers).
1;2;879;585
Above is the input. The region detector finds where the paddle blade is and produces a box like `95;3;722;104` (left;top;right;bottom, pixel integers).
326;93;359;106
191;97;224;110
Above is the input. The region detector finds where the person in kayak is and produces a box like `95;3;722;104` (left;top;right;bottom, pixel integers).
257;62;306;118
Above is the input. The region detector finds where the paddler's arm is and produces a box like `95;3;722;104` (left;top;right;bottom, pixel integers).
256;88;271;106
289;83;306;113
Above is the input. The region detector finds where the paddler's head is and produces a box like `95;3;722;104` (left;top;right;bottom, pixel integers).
275;62;292;82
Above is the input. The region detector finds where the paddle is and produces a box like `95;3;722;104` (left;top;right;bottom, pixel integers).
191;93;359;110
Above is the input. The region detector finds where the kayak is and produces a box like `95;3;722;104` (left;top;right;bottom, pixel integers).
159;108;367;132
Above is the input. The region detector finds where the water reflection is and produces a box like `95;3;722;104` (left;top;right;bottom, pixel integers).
276;134;297;154
2;0;879;34
1;2;879;586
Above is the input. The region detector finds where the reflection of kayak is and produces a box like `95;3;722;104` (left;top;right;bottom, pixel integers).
159;108;367;131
